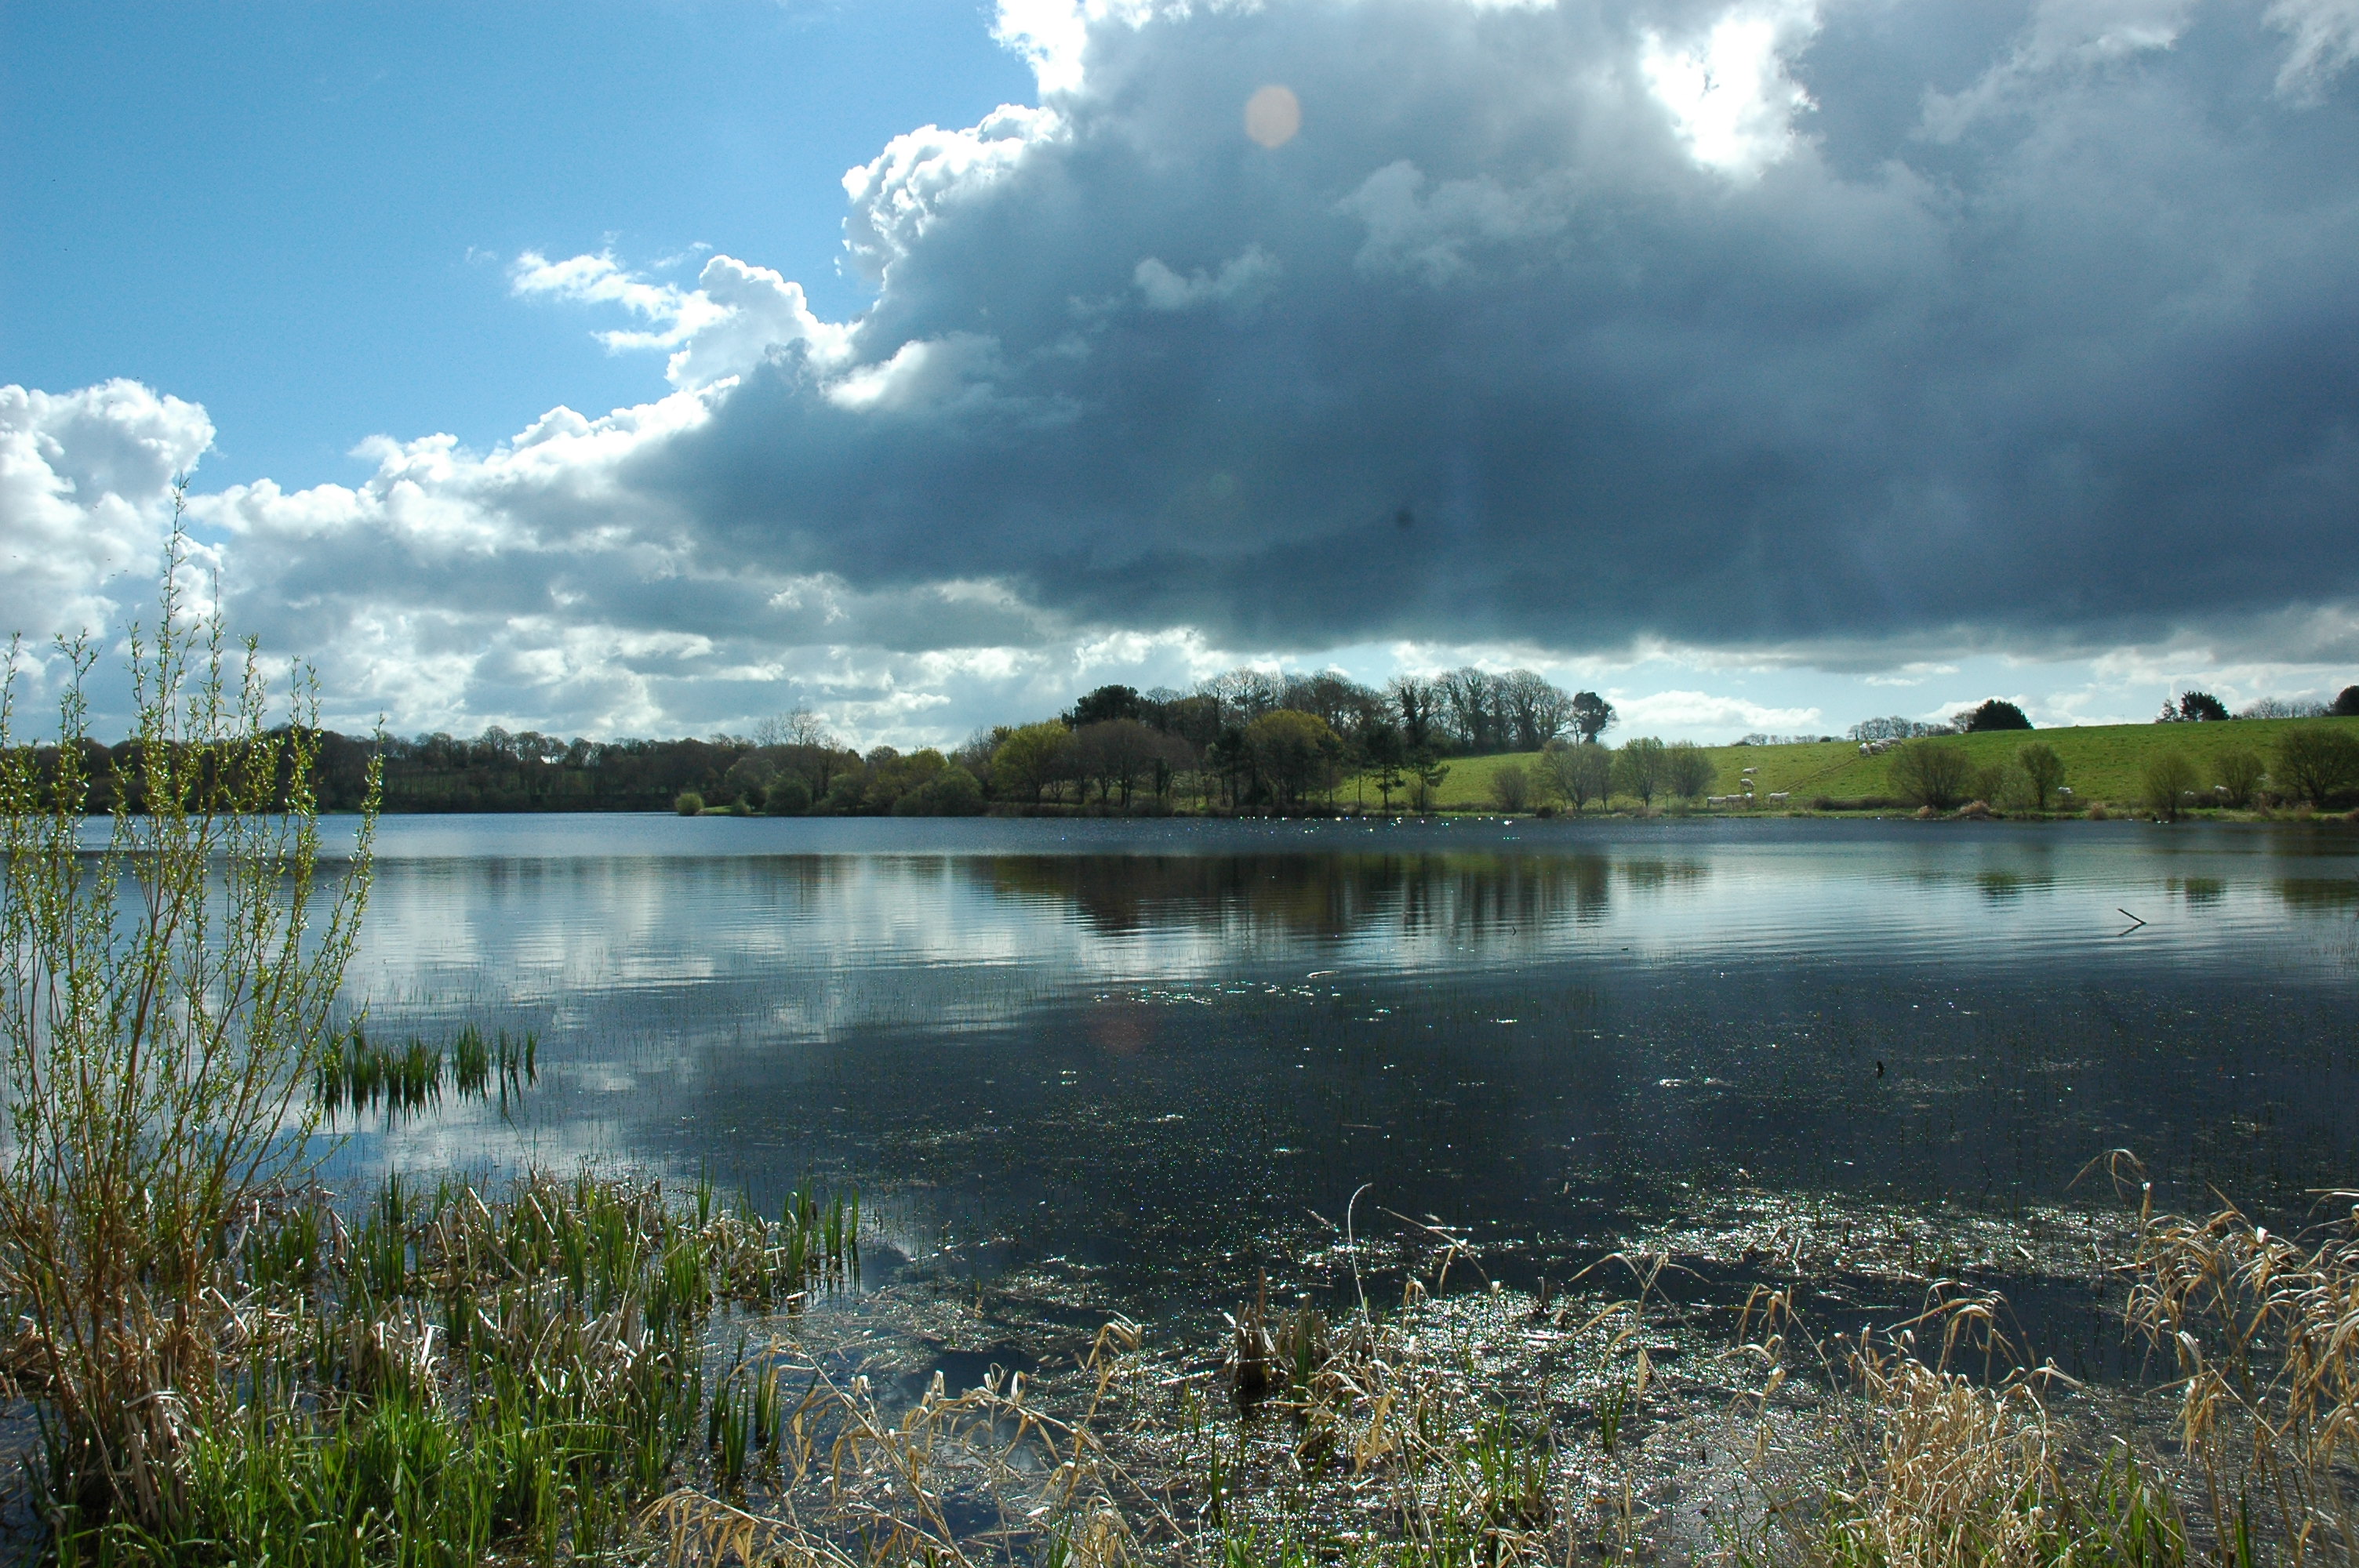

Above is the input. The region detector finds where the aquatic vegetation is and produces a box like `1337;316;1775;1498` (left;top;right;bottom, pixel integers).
13;1170;864;1563
314;1024;538;1116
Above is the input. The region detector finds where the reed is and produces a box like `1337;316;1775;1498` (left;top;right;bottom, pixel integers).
17;1168;868;1563
314;1024;540;1116
2114;1168;2359;1566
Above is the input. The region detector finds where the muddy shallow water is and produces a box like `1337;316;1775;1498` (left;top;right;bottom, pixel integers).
318;815;2358;1355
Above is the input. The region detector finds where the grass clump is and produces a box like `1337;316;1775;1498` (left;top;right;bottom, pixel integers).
314;1023;539;1116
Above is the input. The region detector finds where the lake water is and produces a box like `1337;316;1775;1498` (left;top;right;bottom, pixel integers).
325;815;2358;1347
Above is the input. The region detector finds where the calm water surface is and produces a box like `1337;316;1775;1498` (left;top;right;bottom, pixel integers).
325;815;2359;1324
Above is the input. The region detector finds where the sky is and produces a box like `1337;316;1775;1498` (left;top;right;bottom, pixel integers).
4;0;2357;749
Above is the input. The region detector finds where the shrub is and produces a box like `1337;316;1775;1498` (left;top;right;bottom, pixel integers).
1540;739;1613;812
1488;764;1532;812
2142;752;2199;820
2017;743;2066;811
2213;749;2266;809
1887;739;1972;810
765;775;812;815
1664;740;1714;800
892;764;986;815
2334;684;2359;718
1962;699;2032;731
674;790;705;815
2274;725;2359;804
0;534;380;1528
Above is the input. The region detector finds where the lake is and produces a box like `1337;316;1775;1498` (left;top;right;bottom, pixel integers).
324;814;2357;1352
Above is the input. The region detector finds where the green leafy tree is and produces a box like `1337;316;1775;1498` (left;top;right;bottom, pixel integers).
1245;710;1346;810
2332;685;2359;718
1962;699;2033;731
674;790;705;815
1569;691;1616;744
1612;737;1668;807
2017;743;2066;811
1887;739;1972;810
0;524;380;1526
765;775;812;815
990;722;1076;806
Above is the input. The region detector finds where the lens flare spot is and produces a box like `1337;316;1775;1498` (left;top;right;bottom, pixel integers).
1245;85;1301;148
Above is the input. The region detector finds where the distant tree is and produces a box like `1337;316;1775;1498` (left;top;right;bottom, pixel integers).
1489;764;1532;813
755;706;836;749
990;722;1076;805
674;791;704;816
1888;739;1971;810
1245;710;1347;810
2237;697;2327;720
764;775;811;815
1499;670;1576;752
892;764;986;815
2143;752;2200;821
1612;737;1668;807
2274;726;2359;804
2213;749;2265;809
1361;721;1406;811
1569;691;1617;745
1963;699;2032;732
1439;668;1504;753
2334;685;2359;718
1065;684;1146;728
1664;741;1714;800
1407;749;1450;812
1386;676;1442;753
1541;738;1613;812
2017;743;2066;811
2159;691;2231;723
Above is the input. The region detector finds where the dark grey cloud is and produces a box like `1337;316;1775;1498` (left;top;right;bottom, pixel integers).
600;0;2359;657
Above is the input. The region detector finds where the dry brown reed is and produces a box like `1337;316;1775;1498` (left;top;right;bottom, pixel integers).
2111;1160;2359;1566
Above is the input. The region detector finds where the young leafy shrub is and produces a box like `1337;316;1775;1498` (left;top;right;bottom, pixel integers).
2213;748;2266;809
1664;740;1714;800
1541;739;1613;813
2017;742;2066;811
764;775;812;815
0;518;380;1529
1612;736;1668;806
674;790;706;815
1888;739;1972;810
2142;752;2200;820
2274;725;2359;804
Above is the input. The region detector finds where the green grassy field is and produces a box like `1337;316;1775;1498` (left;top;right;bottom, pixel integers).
1373;716;2359;812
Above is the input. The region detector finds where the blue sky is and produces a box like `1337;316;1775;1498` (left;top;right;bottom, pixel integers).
5;0;2357;747
3;0;1029;482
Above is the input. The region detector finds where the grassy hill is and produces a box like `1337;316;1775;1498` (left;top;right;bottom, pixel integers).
1383;716;2359;813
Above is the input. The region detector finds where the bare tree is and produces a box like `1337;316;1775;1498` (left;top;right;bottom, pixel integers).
1499;670;1575;752
1387;675;1442;752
